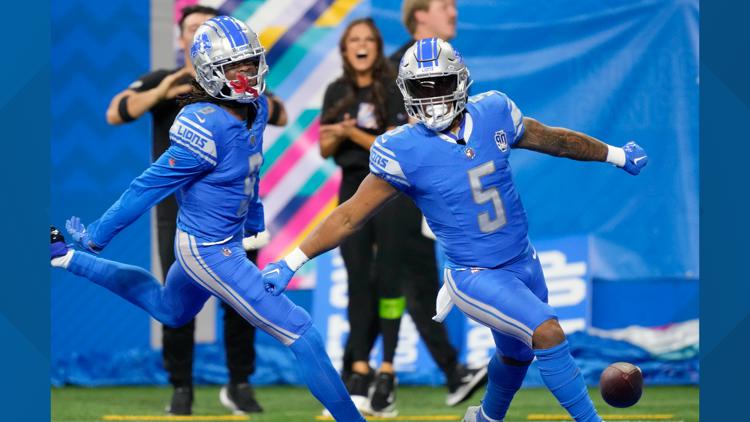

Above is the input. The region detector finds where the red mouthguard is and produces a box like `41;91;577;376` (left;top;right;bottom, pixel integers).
229;73;259;97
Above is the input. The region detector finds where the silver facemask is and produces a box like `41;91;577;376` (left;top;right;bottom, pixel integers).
396;38;471;132
190;16;268;103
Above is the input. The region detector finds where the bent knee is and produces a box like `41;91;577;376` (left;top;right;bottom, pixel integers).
284;306;313;346
289;305;312;330
532;318;566;350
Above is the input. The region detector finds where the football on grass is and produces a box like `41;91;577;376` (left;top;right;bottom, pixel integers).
599;362;643;408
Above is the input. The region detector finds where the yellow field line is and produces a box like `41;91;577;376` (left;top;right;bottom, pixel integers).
527;414;675;421
102;416;249;421
101;413;677;422
316;416;459;421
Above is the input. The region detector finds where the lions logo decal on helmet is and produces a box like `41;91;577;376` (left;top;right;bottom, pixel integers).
191;32;212;57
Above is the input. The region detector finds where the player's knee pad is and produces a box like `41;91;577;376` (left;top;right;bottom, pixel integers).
379;296;406;320
284;305;313;344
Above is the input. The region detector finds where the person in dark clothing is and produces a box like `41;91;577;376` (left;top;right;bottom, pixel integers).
319;18;408;417
104;5;286;416
379;0;489;407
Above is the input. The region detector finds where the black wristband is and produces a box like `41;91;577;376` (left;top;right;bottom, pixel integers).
268;97;281;125
118;96;135;122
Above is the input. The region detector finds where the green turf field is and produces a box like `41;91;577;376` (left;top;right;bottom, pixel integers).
52;385;698;422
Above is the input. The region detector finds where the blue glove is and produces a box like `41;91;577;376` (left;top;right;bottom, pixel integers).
622;141;648;175
262;260;295;296
65;216;103;254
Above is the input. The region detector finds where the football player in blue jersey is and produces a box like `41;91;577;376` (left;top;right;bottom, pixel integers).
50;16;366;422
262;38;648;422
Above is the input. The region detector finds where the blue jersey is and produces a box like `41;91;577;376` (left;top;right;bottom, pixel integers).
369;90;528;268
87;97;268;247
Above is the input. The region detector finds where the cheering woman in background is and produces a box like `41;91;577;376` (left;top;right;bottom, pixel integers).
319;17;408;417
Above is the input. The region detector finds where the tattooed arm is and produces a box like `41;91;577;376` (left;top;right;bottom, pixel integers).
514;117;649;175
515;117;608;161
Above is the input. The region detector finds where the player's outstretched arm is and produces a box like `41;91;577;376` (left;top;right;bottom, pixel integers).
516;117;648;175
67;146;209;253
262;174;399;295
302;174;398;256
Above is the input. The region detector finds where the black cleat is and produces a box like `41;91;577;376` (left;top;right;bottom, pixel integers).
50;226;68;260
165;385;193;415
220;382;263;414
346;370;374;413
446;364;489;407
368;371;398;417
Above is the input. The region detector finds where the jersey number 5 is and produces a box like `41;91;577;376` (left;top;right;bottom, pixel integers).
468;161;507;233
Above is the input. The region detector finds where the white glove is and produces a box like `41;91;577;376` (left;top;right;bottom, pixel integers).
421;216;436;240
432;283;454;322
242;230;271;251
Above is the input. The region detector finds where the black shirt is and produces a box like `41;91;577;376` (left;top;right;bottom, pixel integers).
129;68;190;160
321;78;407;176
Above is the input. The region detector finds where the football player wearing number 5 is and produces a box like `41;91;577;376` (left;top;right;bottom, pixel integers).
50;16;366;422
262;38;647;422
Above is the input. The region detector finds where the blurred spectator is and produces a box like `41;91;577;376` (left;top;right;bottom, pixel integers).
391;0;457;60
385;0;489;407
319;17;407;416
104;5;286;416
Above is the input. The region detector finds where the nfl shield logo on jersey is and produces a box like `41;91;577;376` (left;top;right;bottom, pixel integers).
495;130;508;152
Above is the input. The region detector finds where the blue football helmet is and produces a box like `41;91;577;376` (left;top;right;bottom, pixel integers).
396;38;472;131
190;16;268;103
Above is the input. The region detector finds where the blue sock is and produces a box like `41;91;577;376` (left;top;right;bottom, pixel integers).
66;251;205;327
534;340;602;422
289;328;365;422
481;353;529;421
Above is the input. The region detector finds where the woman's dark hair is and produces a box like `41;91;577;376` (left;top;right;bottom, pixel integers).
321;18;395;129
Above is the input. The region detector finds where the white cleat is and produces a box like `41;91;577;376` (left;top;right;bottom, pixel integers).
321;395;368;418
361;401;399;418
462;405;501;422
